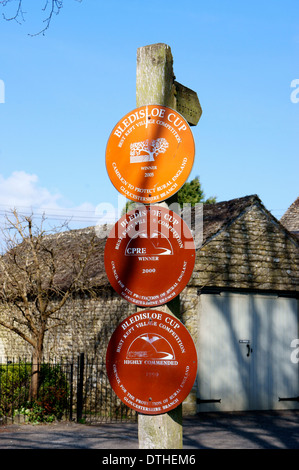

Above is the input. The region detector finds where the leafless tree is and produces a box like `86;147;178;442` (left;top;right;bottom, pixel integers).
0;210;100;399
0;0;82;35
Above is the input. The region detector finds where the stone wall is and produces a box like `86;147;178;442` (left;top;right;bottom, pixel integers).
0;287;199;361
0;289;136;360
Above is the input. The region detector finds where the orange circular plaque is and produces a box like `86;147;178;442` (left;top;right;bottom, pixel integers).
106;310;198;415
105;105;195;203
104;205;195;306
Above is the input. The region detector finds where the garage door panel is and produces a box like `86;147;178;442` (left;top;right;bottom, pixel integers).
198;293;299;412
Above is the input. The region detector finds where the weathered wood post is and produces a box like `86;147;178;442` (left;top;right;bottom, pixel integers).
136;43;202;449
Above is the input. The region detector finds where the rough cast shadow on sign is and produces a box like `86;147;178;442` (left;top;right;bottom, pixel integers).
104;205;195;306
106;310;198;415
105;105;195;204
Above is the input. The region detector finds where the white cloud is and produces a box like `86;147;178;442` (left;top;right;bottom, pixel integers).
0;171;117;228
0;171;61;209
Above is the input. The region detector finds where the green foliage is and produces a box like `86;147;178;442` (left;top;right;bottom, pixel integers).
121;200;140;216
37;363;69;420
16;403;57;424
0;362;69;423
177;177;216;206
0;363;30;417
121;177;216;214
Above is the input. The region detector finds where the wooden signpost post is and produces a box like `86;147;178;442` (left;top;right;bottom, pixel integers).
136;43;201;449
105;43;202;449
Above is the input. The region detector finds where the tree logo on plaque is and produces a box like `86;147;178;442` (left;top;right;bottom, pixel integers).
130;138;169;163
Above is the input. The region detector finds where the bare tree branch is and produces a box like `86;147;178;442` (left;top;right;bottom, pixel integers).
1;0;23;23
0;0;82;35
0;318;35;347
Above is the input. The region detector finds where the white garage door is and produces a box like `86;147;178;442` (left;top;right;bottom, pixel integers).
197;292;299;412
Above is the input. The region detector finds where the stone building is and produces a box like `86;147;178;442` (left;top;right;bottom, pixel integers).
280;196;299;238
0;194;298;413
190;195;299;412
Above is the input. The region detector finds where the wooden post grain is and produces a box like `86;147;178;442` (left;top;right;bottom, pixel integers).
136;43;201;449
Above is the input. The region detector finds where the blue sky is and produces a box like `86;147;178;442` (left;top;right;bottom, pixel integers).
0;0;298;230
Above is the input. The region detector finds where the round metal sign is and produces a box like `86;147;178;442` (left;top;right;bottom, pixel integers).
105;105;195;203
106;310;198;415
104;205;195;306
